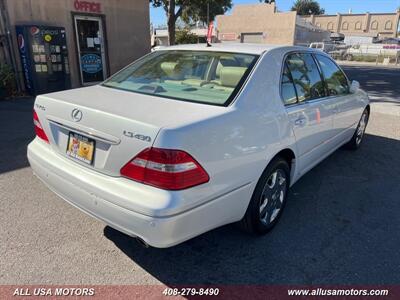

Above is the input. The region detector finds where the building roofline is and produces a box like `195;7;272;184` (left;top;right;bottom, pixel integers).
300;12;398;18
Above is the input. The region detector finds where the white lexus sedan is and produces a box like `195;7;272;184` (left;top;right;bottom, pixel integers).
28;44;370;248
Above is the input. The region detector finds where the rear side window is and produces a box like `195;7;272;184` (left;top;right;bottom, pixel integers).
285;53;326;102
281;64;298;105
315;54;349;96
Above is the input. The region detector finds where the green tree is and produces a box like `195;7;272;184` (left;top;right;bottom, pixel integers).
175;29;198;44
150;0;232;45
181;0;232;25
291;0;325;15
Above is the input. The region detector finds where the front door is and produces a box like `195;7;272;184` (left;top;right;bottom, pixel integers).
313;54;362;137
74;15;107;85
282;52;336;176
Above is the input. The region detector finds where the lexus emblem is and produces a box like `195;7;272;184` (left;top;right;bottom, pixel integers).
71;109;83;122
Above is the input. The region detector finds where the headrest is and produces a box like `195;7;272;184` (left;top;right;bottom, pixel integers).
160;62;182;79
215;57;239;78
220;67;247;88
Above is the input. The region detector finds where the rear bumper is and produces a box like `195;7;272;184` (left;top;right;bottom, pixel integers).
27;139;251;248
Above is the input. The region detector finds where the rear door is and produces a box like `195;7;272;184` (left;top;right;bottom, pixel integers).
282;52;336;175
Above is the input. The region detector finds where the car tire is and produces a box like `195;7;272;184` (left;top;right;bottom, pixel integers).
344;108;369;150
346;54;353;61
240;157;290;235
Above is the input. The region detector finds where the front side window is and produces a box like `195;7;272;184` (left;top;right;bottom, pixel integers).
102;50;258;106
285;53;326;102
315;54;349;96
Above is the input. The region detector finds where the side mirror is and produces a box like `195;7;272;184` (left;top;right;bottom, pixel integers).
350;80;360;94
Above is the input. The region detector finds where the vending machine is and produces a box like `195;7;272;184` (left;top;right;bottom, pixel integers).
16;25;71;95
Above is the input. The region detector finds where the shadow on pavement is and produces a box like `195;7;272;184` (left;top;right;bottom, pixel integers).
342;66;400;103
0;98;35;174
105;133;400;285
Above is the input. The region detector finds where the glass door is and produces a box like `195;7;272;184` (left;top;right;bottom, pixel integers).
74;15;107;85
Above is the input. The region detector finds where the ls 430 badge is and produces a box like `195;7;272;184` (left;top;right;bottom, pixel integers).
123;131;151;143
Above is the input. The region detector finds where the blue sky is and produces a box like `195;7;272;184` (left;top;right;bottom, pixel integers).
150;0;400;27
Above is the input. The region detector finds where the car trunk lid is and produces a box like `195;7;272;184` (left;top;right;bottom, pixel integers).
34;85;226;177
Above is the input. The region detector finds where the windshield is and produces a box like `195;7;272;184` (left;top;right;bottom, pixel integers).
102;50;259;106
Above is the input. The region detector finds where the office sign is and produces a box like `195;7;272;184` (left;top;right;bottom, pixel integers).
74;0;101;13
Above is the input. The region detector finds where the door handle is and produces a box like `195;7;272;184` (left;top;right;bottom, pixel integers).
294;116;307;126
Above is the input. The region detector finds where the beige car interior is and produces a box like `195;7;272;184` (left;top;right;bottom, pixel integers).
160;57;247;93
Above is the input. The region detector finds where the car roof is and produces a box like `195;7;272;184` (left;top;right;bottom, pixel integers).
158;43;311;55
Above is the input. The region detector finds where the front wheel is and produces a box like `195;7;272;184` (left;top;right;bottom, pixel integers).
344;108;369;150
240;157;290;234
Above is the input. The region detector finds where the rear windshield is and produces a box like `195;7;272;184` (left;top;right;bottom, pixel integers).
102;50;259;106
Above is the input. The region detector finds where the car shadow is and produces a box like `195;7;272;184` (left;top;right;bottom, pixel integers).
0;98;35;174
341;66;400;103
104;133;400;285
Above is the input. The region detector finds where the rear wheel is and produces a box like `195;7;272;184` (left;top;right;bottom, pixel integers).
240;157;290;234
344;108;369;150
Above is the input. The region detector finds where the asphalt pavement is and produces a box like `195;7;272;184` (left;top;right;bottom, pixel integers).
0;66;399;285
341;65;400;104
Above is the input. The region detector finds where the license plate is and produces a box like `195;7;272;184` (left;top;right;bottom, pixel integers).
66;132;95;165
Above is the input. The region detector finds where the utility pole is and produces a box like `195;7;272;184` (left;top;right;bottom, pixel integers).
207;2;209;28
206;2;211;47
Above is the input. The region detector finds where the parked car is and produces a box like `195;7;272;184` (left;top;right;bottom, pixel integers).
327;44;351;60
374;37;400;45
28;44;370;248
309;42;337;53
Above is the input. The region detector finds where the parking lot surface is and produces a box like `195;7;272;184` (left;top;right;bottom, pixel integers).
342;65;400;104
1;66;399;285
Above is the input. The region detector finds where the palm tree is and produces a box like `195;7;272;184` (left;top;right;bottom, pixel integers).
291;0;325;15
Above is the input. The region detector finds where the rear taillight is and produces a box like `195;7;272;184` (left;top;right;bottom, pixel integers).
120;147;209;190
33;110;49;143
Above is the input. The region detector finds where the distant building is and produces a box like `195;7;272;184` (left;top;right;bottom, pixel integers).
216;3;330;46
300;11;400;40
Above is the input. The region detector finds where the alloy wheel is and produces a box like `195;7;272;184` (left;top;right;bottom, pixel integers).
356;111;368;145
259;169;287;225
